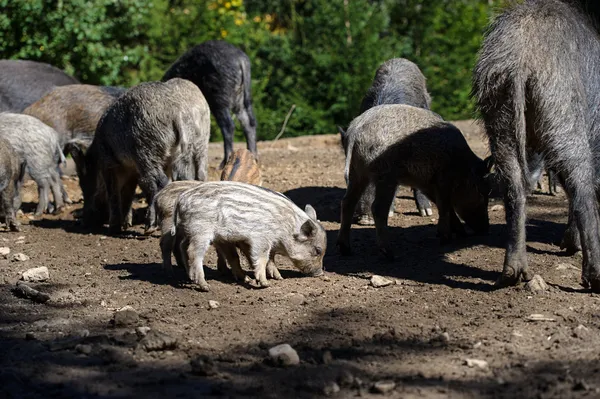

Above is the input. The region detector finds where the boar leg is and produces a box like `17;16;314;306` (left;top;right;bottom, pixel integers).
560;202;581;254
356;185;375;226
49;172;65;214
216;244;248;282
160;233;175;272
1;191;19;232
372;180;398;260
120;176;137;230
266;255;283;280
235;106;258;156
434;193;455;244
214;108;235;169
413;188;433;217
138;171;169;231
337;169;369;255
186;235;211;291
249;248;271;288
105;171;125;234
34;180;50;217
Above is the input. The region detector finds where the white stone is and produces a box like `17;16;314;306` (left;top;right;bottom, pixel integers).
269;343;300;366
11;253;29;262
208;300;220;309
21;266;49;282
370;275;393;288
0;247;10;258
465;358;489;369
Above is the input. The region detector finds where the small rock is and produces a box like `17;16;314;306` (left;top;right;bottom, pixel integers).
190;355;217;376
323;381;340;396
491;204;504;212
370;275;393;288
556;263;578;271
11;253;30;262
139;329;177;351
371;380;396;394
99;346;136;366
337;370;354;387
135;326;151;338
21;266;49;282
284;293;306;306
573;324;592;340
75;344;93;355
25;332;37;340
112;306;139;327
573;380;589;391
464;358;489;370
322;350;333;365
268;343;300;366
208;300;220;310
526;314;556;322
0;247;10;258
525;274;548;293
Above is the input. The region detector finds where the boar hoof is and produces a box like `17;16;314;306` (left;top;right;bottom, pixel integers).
195;281;210;292
9;223;20;232
357;214;375;226
267;267;283;280
257;279;270;288
144;226;157;236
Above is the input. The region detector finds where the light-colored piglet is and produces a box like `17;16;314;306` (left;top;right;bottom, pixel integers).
170;181;326;291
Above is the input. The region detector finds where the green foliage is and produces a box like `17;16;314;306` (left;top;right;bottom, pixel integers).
0;0;503;141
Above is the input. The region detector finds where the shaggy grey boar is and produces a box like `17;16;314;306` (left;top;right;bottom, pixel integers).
0;60;78;113
350;58;433;224
0;113;67;216
337;104;491;259
0;139;26;231
76;78;210;233
23;84;125;146
473;0;600;290
163;40;257;167
220;148;262;186
171;181;326;291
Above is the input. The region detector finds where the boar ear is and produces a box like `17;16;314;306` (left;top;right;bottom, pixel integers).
305;204;317;220
294;219;317;242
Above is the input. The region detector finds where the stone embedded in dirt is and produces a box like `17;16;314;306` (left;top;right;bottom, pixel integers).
13;281;50;303
190;355;217;376
323;381;340;396
526;314;556;322
21;266;49;282
139;329;178;351
371;380;396;394
268;343;300;366
11;253;29;262
491;204;504;212
0;247;10;258
370;275;393;288
556;263;578;271
98;345;136;367
208;300;220;310
284;293;307;306
135;326;151;338
525;274;549;293
572;324;592;340
337;370;355;387
25;332;38;341
322;350;333;365
75;344;93;355
464;358;489;370
112;306;139;327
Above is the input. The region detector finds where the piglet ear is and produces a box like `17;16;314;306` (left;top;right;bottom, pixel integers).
294;219;317;242
305;204;317;220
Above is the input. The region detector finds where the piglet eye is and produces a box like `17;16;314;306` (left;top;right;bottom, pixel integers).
314;247;323;256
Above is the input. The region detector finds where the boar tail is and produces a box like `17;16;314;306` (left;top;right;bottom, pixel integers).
512;74;530;188
240;58;257;127
57;144;67;168
343;134;355;185
171;202;179;237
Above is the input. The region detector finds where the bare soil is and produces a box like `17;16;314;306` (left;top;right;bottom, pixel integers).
1;121;599;399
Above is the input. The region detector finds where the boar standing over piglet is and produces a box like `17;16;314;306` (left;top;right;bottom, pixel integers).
76;78;210;233
170;181;326;291
338;104;491;259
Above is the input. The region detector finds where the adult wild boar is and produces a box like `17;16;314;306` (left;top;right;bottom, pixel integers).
347;58;434;224
473;0;600;290
23;84;126;146
0;60;78;112
337;104;491;259
0;139;26;231
171;182;326;291
74;78;210;233
163;40;257;167
0;113;68;216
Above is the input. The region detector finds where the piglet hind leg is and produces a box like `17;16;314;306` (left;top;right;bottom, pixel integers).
413;188;433;217
249;246;271;288
186;235;211;292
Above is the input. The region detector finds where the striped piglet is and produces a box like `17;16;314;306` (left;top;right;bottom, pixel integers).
169;181;326;291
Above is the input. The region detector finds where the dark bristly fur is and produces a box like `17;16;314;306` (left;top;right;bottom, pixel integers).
473;0;600;290
349;58;434;223
23;84;126;147
162;40;257;167
337;104;491;260
75;78;210;234
0;60;78;113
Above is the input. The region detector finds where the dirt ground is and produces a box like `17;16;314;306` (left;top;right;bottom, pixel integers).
1;121;599;399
